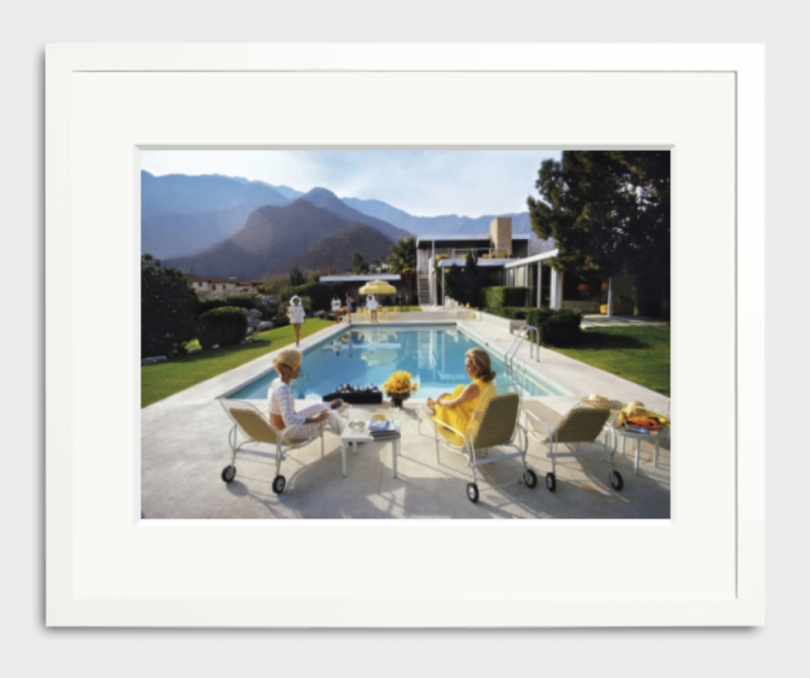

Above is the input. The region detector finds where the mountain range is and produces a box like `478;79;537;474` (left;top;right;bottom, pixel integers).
142;171;548;279
340;196;532;237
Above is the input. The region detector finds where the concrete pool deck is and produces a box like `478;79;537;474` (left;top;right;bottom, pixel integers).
141;315;670;519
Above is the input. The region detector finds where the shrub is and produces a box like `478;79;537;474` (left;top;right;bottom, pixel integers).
141;255;197;358
196;306;248;349
256;302;274;318
272;314;290;328
483;286;529;311
196;294;256;318
525;308;582;347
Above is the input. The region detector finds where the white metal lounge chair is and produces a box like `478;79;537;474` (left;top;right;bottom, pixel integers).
524;401;622;492
219;398;324;495
417;386;535;503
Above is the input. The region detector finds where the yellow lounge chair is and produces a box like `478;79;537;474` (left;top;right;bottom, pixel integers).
524;401;622;492
417;386;536;503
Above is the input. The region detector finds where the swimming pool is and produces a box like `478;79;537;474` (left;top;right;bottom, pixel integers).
226;324;567;400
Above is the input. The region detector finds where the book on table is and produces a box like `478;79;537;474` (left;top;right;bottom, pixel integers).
368;419;399;438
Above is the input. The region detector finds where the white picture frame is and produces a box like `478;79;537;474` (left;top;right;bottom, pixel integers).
46;43;764;627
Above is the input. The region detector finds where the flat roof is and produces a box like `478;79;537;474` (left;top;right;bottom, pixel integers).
503;249;560;268
318;274;402;282
437;258;515;268
416;233;531;247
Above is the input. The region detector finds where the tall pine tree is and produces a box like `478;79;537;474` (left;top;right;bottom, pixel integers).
527;151;670;314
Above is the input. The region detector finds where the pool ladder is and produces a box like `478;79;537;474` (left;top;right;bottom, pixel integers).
505;324;540;371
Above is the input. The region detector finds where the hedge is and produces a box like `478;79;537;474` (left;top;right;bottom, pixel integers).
283;282;347;312
196;306;248;349
524;308;583;347
498;306;531;320
483;286;529;310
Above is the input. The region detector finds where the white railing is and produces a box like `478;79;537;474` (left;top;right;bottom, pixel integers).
505;324;540;370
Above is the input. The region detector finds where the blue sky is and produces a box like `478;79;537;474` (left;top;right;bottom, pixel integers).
140;150;562;218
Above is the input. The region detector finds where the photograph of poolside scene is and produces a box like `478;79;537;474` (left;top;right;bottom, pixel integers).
140;150;670;519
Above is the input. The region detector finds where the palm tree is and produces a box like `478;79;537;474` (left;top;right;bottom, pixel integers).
388;236;417;273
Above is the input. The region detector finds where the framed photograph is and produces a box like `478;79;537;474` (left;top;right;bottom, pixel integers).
46;43;764;627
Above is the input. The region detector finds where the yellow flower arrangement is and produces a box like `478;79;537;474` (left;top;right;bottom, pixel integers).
382;370;419;398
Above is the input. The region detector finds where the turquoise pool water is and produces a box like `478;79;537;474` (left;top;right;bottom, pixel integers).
227;324;566;401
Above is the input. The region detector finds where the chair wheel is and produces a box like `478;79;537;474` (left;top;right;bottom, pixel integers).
524;469;538;488
221;465;236;483
272;475;287;495
466;482;480;503
545;472;556;492
610;470;624;491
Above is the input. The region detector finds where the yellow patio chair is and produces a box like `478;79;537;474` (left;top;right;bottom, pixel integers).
523;400;622;492
417;386;535;503
219;398;324;495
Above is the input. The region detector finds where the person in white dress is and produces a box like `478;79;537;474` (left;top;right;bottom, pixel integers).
367;294;379;323
287;295;306;346
267;348;345;439
331;294;342;324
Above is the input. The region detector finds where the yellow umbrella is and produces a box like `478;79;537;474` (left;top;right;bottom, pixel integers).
359;280;397;295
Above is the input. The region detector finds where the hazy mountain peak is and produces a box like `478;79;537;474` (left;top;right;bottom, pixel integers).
304;186;339;199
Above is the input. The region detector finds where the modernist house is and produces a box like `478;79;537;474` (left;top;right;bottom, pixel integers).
417;217;639;316
417;217;533;307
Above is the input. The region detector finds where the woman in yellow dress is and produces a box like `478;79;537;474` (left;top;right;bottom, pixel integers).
427;348;496;443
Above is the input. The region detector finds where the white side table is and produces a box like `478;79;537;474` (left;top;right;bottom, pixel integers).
340;420;401;478
612;425;670;475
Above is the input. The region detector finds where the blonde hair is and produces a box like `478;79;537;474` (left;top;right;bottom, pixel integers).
273;348;302;373
466;348;496;383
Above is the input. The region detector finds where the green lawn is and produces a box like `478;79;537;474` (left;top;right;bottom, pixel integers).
141;319;334;408
552;325;671;397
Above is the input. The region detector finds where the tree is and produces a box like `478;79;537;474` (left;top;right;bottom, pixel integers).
388;236;417;273
444;251;484;307
288;267;307;287
527;150;670;313
141;254;198;358
258;275;291;297
352;251;364;273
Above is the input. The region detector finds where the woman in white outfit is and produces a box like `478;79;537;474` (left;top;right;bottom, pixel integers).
287;295;306;346
267;348;345;438
366;294;379;323
330;294;342;324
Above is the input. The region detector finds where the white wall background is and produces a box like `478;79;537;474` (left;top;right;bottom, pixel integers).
3;1;803;675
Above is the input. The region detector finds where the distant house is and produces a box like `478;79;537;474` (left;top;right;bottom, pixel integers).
183;274;263;297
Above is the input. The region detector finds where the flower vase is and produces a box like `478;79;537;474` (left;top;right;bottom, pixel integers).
390;395;407;409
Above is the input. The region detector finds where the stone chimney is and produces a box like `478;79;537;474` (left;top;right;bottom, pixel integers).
490;217;513;255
